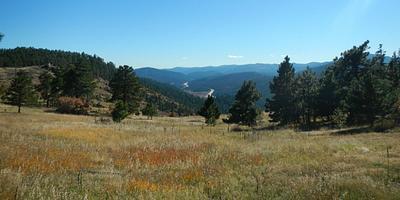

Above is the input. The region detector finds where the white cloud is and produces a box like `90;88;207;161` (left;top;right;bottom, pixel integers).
227;55;243;59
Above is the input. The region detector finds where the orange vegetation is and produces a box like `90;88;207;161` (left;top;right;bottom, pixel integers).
6;144;97;174
112;144;212;168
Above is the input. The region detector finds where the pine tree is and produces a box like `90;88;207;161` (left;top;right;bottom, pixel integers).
61;60;94;100
267;56;297;125
112;101;129;123
74;59;95;100
360;45;391;124
4;71;35;113
317;66;338;120
142;102;158;120
49;66;65;104
226;80;260;126
295;67;319;129
0;33;4;43
38;71;54;107
332;41;370;124
198;95;220;125
110;65;142;114
384;51;400;123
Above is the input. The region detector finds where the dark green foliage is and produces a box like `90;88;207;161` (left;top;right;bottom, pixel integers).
61;60;95;100
226;80;261;126
214;94;234;114
110;65;142;114
142;102;158;120
4;71;36;113
0;84;6;99
267;56;297;125
0;47;116;80
267;42;399;130
317;66;339;119
331;41;370;124
38;70;54;107
198;95;220;125
112;101;129;123
295;68;319;130
0;33;4;43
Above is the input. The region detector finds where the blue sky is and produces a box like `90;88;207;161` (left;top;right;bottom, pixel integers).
0;0;399;68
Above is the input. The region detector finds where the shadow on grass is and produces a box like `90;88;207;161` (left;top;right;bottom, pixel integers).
330;126;372;135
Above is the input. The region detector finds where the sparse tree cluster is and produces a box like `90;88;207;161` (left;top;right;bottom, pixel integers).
266;41;400;130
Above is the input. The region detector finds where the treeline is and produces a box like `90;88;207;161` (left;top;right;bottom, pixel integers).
0;47;116;80
199;41;400;131
266;41;400;130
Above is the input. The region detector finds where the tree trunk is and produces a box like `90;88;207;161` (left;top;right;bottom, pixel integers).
18;105;21;113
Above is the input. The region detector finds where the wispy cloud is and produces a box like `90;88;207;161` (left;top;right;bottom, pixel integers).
332;0;375;31
227;55;243;59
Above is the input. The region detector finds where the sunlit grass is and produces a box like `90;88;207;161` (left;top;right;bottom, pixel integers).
0;104;400;199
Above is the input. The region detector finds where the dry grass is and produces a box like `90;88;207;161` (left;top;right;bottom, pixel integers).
1;104;400;199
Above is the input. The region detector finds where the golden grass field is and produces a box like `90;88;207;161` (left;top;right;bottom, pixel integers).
1;104;400;199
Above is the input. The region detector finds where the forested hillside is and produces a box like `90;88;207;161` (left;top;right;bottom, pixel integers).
0;47;116;80
0;47;205;116
139;78;203;115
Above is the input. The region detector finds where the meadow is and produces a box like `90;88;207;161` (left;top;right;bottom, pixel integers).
0;104;400;199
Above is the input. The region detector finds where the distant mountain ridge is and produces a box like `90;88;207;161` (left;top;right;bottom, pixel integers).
135;61;332;87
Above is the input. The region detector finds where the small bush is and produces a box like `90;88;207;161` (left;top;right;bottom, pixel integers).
373;118;396;132
56;97;89;115
332;108;347;128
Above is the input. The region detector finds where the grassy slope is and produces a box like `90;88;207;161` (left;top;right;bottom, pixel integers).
0;104;400;199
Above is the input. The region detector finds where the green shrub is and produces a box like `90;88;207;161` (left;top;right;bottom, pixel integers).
332;108;347;128
373;118;396;132
112;101;129;123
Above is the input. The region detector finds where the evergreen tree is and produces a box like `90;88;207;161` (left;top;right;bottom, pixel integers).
384;51;400;123
295;67;319;129
317;66;338;120
49;66;65;104
38;71;54;107
74;59;95;100
112;101;129;123
267;56;297;125
226;80;260;126
61;60;94;100
332;41;370;124
110;65;142;114
198;95;220;125
0;33;4;43
360;45;391;124
4;71;35;113
142;102;158;120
